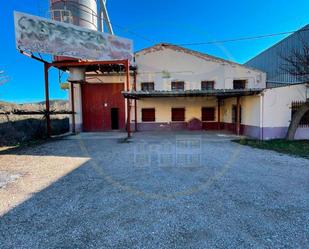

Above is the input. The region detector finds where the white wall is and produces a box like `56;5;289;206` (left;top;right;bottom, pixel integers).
262;84;308;127
135;45;266;91
69;83;83;132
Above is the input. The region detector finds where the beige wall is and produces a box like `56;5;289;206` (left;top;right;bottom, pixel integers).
133;97;218;123
219;96;261;126
132;95;262;127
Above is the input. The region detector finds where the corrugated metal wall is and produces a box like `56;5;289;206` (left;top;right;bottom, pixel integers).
245;25;309;85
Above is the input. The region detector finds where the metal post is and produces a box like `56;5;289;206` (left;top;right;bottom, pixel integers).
126;60;131;138
44;63;52;137
134;71;137;132
236;96;241;135
70;82;76;134
217;98;221;130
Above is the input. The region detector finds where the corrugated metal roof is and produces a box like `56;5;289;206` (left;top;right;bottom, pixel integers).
122;89;263;99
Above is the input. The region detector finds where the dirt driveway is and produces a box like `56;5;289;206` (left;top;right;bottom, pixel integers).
0;132;308;249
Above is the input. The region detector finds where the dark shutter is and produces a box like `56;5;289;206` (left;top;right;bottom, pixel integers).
141;82;155;91
201;81;215;90
172;108;185;121
171;81;185;91
142;108;155;122
202;107;215;121
232;105;242;123
233;80;246;89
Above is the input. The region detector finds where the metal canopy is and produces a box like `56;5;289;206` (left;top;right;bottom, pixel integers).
50;60;137;73
122;89;263;99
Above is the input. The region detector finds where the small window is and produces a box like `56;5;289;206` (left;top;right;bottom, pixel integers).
171;81;185;91
172;108;185;121
233;80;247;89
142;108;155;122
202;107;215;121
201;81;215;90
141;82;154;91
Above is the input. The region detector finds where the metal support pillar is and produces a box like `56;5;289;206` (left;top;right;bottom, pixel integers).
126;60;131;138
217;98;221;130
236;96;241;135
70;82;76;134
134;71;137;132
44;63;52;137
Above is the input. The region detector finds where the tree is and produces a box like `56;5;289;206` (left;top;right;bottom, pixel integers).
280;38;309;83
280;38;309;140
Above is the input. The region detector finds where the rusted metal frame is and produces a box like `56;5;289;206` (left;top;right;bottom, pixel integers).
70;82;76;133
122;90;262;99
133;71;138;132
125;60;131;138
19;50;49;64
50;59;128;68
217;97;221;130
236;96;241;135
44;63;52;137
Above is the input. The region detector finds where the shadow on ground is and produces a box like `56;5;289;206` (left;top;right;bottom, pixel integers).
0;132;308;249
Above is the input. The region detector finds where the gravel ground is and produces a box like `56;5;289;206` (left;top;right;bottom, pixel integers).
0;131;308;249
0;171;21;189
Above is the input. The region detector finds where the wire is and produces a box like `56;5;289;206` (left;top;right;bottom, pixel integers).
40;1;309;46
178;28;309;46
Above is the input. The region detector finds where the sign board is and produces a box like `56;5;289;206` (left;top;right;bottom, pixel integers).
14;11;133;61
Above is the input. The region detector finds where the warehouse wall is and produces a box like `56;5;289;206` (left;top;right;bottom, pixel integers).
245;25;309;84
135;45;266;91
261;84;309;139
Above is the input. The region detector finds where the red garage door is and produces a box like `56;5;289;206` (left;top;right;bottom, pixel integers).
81;83;125;132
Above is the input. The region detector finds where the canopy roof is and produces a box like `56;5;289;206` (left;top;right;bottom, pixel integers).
122;89;263;99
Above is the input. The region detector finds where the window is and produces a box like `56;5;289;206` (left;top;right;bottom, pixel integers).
232;105;242;123
233;80;247;89
202;107;215;121
142;108;155;122
201;81;215;90
141;82;154;91
171;81;185;91
291;101;309;127
172;108;185;121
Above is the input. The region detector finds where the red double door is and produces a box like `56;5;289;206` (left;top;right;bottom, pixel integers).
81;83;125;132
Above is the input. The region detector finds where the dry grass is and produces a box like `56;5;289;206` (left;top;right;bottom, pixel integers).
0;100;70;146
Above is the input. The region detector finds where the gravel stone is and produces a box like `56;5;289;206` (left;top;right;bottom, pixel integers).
0;131;308;249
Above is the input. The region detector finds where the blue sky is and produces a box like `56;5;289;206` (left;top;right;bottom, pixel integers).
1;0;308;103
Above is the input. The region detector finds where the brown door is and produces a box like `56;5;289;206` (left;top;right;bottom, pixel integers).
111;108;119;130
81;83;125;132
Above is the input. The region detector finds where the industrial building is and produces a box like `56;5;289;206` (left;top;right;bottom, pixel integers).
14;1;309;140
245;25;309;87
68;43;308;140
